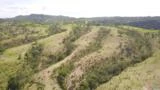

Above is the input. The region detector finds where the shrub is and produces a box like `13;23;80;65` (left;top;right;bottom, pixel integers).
7;77;20;90
24;41;43;71
48;24;66;35
57;64;74;89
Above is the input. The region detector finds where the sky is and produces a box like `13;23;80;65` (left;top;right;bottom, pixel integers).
0;0;160;18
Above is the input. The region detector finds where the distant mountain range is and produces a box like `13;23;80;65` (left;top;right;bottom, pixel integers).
12;14;75;23
1;14;160;29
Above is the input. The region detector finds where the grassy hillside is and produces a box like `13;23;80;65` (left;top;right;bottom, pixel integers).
0;22;49;54
0;23;70;90
96;51;160;90
21;25;160;90
62;26;160;90
0;19;160;90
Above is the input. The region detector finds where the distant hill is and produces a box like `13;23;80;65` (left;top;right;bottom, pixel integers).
0;19;5;23
12;14;75;23
85;17;160;29
128;20;160;29
1;14;160;29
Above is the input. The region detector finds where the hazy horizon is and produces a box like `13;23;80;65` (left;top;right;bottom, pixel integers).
1;0;160;18
2;14;160;19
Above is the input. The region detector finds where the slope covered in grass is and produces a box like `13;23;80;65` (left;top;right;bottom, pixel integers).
0;24;70;90
23;24;92;90
22;25;160;90
0;22;160;90
0;22;49;53
96;51;160;90
54;25;159;90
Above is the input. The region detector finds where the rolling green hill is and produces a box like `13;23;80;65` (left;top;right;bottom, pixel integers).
0;16;160;90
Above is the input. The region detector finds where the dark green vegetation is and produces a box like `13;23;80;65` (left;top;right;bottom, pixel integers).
57;63;74;90
128;20;160;30
0;15;160;90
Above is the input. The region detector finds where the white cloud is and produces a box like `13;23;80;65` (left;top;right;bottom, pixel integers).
0;0;160;18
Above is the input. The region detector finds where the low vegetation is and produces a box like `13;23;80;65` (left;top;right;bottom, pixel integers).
47;23;67;35
56;27;111;90
96;51;160;90
57;63;74;90
77;28;160;90
0;16;160;90
56;24;92;89
7;42;43;90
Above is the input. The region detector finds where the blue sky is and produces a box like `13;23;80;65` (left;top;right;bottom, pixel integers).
0;0;160;18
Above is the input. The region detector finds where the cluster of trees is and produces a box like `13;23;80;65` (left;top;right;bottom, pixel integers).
129;20;160;30
86;17;160;30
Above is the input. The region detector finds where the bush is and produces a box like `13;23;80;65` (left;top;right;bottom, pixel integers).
7;77;20;90
24;41;43;70
48;24;66;35
79;81;90;90
57;64;74;89
0;45;5;54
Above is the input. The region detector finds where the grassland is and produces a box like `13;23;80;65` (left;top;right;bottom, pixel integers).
0;22;160;90
96;51;160;90
0;23;70;90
